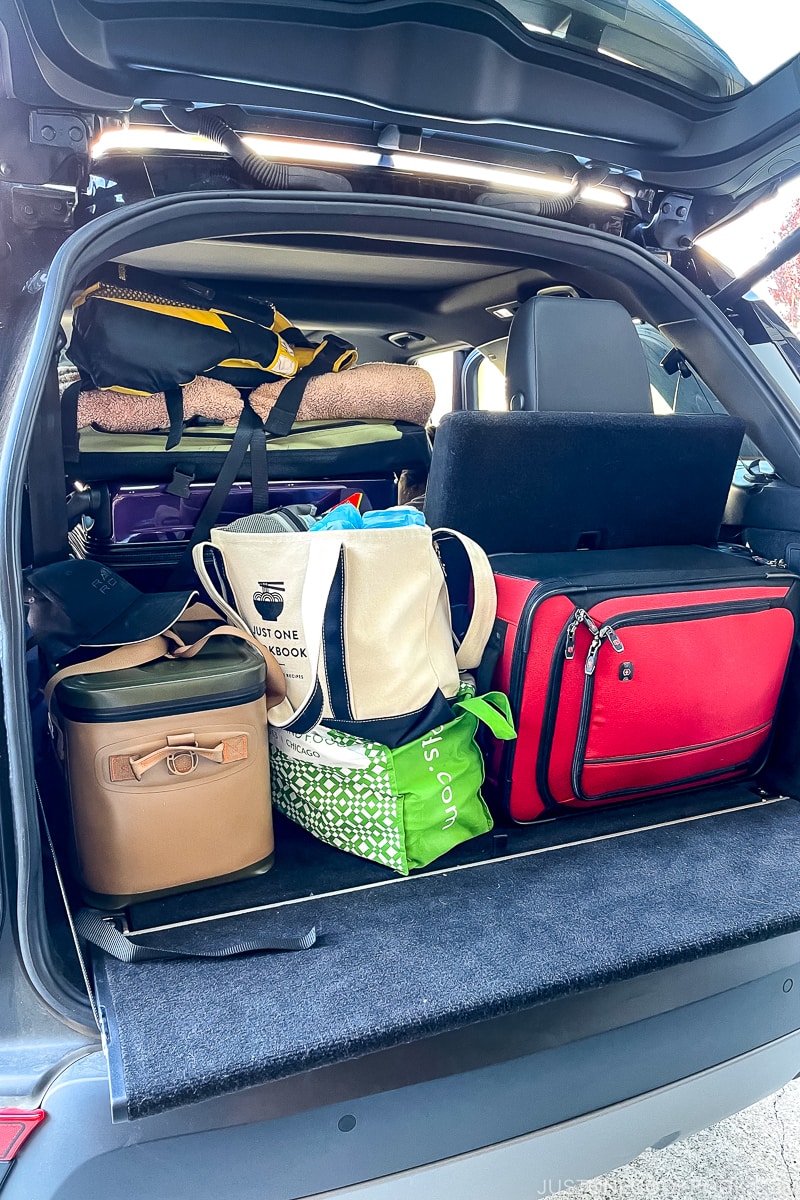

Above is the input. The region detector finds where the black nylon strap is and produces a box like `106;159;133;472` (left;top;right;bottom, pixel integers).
60;379;83;465
170;342;352;583
76;908;318;962
262;371;314;438
262;337;351;438
249;421;269;513
27;358;70;567
163;387;185;451
476;619;507;695
167;403;262;587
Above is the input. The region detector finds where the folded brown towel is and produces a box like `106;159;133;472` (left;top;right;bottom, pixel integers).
74;376;242;433
251;362;434;427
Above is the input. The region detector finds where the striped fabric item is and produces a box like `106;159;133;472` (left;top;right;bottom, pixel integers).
223;506;317;534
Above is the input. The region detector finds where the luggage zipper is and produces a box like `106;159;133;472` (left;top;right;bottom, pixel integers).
532;605;617;810
583;623;625;674
509;586;583;716
564;609;599;660
570;598;778;802
504;585;587;809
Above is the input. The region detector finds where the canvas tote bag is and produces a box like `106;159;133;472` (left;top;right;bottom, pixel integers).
192;525;496;745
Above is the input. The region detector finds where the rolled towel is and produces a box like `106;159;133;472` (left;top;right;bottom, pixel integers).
250;361;434;428
73;376;242;433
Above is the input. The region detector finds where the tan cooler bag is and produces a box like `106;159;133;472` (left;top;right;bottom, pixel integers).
45;624;286;908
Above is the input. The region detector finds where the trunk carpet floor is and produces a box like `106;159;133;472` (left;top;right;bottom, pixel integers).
96;796;800;1120
127;783;765;929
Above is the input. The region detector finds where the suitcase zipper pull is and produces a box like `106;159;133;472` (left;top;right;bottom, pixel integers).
584;625;625;675
602;626;625;654
565;610;584;660
565;609;599;660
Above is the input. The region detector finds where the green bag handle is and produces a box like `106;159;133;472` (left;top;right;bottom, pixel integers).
454;691;516;741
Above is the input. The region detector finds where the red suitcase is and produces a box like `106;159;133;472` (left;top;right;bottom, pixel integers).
486;546;798;822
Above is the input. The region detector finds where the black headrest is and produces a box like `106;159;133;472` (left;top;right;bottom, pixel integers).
424;410;746;555
505;297;653;413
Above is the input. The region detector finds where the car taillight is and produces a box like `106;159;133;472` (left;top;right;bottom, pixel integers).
0;1110;45;1161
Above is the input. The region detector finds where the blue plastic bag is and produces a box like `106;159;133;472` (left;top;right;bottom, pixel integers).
311;503;425;532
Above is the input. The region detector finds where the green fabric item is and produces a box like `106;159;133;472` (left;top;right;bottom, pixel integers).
269;690;516;874
78;419;402;455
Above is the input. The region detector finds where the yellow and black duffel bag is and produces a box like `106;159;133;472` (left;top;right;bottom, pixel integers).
66;262;357;449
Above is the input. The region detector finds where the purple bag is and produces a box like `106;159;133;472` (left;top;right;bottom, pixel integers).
100;478;396;544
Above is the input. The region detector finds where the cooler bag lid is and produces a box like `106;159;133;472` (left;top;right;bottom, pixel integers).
55;637;266;720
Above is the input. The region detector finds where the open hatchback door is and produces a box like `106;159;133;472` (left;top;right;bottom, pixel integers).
5;0;800;235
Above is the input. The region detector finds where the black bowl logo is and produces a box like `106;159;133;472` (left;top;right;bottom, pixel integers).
253;581;285;621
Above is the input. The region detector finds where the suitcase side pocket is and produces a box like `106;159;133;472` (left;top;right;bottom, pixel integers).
571;601;795;803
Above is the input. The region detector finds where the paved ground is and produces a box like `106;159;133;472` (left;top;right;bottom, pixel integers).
555;1079;800;1199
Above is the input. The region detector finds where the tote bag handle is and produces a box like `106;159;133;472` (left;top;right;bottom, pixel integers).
432;528;497;670
193;536;343;734
454;691;516;740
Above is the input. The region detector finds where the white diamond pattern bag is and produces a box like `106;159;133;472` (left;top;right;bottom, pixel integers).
192;523;496;744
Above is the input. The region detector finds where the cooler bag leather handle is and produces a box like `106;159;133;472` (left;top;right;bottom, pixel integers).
168;623;286;706
432;528;497;670
181;601;227;621
110;732;249;782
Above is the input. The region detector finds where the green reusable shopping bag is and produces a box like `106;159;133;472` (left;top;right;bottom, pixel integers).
268;691;516;874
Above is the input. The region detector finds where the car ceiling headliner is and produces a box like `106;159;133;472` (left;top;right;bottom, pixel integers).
116;234;574;360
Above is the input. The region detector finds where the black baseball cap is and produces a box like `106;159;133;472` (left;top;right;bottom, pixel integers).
25;560;196;660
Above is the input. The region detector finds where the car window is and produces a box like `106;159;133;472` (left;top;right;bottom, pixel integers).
412;349;459;425
635;323;721;416
477;356;506;411
635;323;764;460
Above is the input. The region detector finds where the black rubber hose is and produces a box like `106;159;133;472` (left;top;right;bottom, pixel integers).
193;110;290;190
535;192;578;217
475;190;577;217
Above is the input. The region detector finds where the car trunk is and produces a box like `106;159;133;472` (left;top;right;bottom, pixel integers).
91;788;800;1120
15;193;800;1124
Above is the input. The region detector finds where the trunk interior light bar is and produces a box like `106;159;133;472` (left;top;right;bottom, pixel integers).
390;152;627;206
92;129;627;207
93;127;382;167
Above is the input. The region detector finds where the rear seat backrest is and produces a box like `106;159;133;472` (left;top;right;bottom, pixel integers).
505;296;653;413
424;411;746;555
